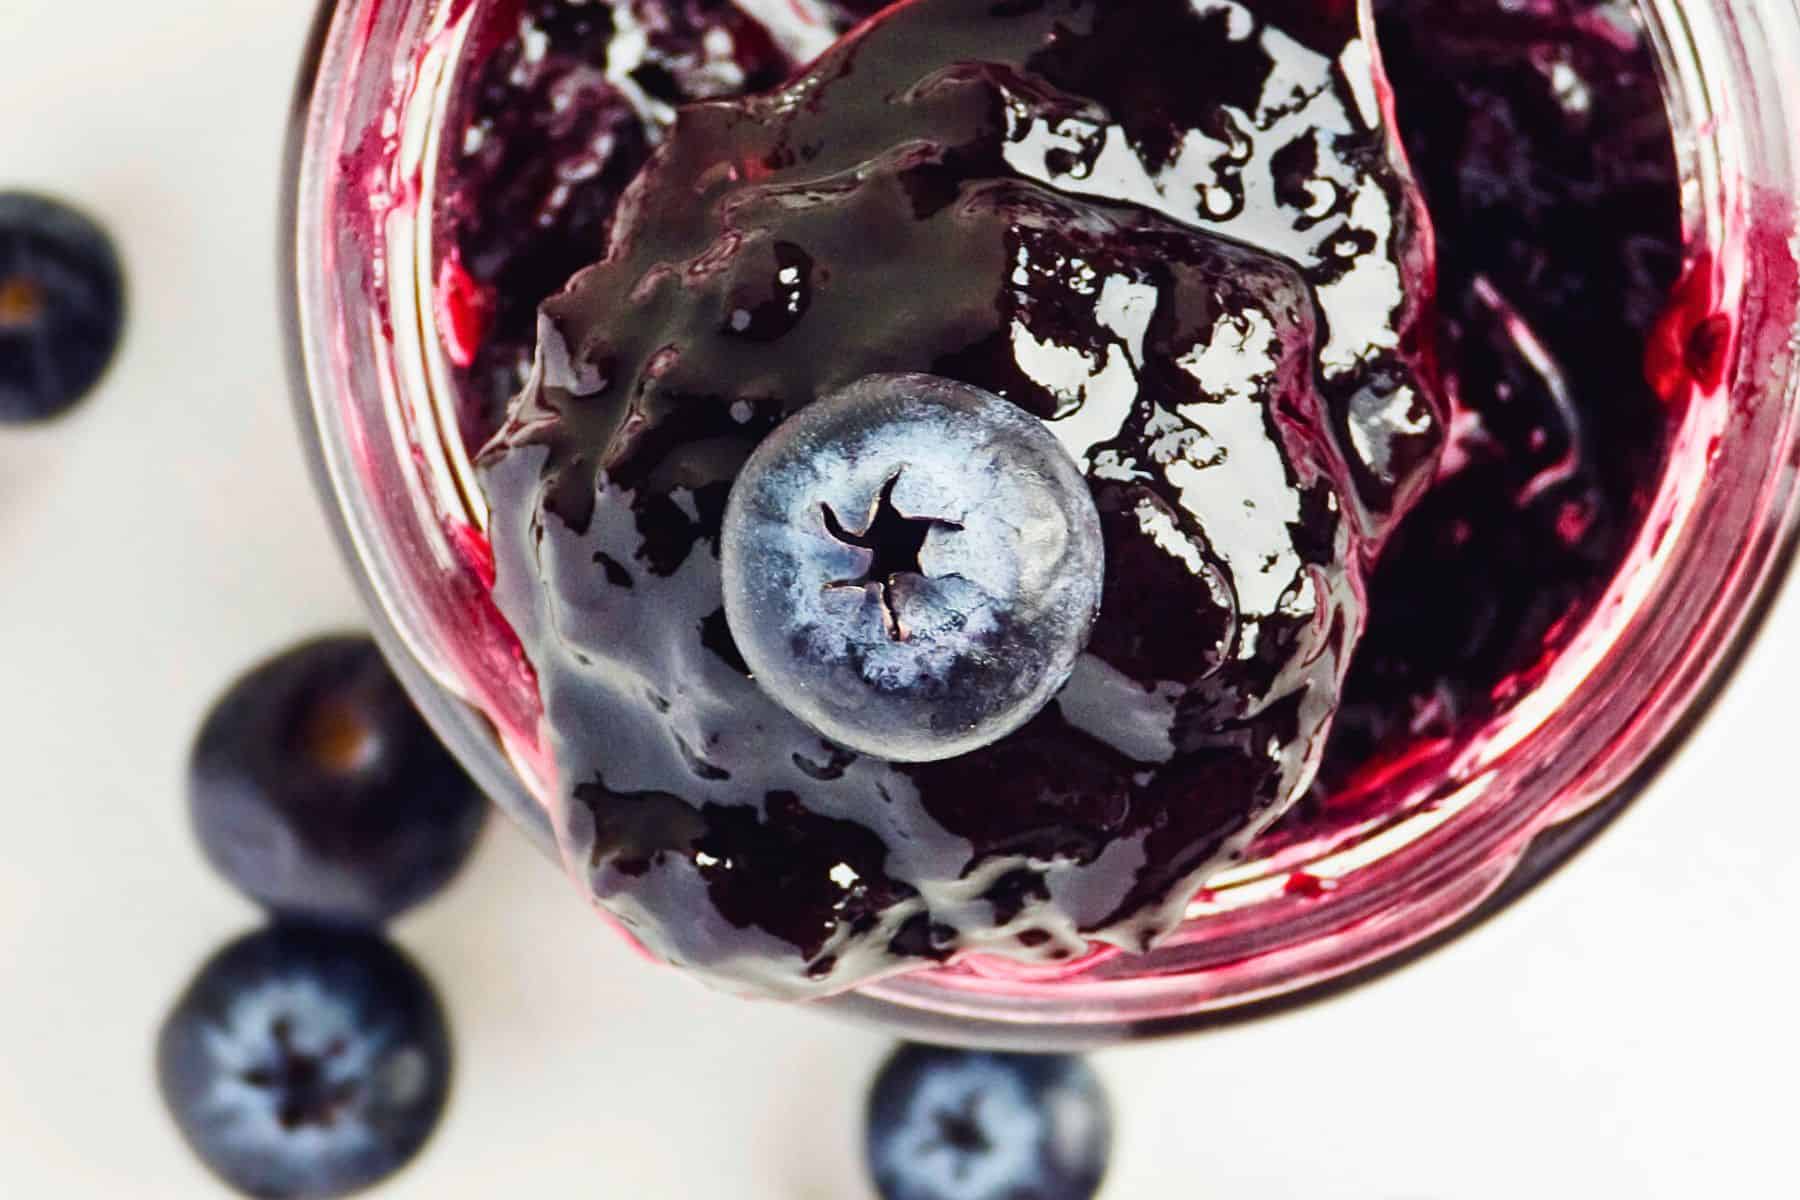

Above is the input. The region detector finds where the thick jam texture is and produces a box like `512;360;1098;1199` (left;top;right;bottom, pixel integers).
471;0;1444;995
1305;0;1680;807
437;0;798;442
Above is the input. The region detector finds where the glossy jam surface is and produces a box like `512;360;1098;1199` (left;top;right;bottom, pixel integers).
1306;0;1680;813
459;0;1445;995
431;0;1679;994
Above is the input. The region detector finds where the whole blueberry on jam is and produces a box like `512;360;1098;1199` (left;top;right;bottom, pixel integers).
866;1045;1110;1200
0;192;125;423
189;636;489;927
156;925;451;1200
475;0;1444;996
722;373;1104;763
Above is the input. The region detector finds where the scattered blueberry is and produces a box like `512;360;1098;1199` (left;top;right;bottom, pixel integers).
157;925;452;1199
0;192;124;423
189;635;489;926
722;374;1105;763
866;1044;1111;1200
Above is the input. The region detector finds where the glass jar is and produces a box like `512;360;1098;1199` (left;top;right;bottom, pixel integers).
283;0;1800;1047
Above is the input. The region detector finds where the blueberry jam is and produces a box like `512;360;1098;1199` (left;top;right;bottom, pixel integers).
435;0;799;447
430;0;1682;995
1305;0;1680;809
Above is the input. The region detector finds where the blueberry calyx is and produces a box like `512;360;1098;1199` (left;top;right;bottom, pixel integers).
721;373;1105;764
244;1016;361;1132
822;471;965;640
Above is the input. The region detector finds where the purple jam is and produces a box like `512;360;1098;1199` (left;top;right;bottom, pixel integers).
431;0;1681;995
1306;0;1680;812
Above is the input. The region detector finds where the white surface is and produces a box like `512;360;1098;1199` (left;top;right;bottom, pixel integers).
2;2;1796;1196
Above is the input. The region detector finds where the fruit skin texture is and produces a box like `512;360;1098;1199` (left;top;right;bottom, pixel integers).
866;1045;1111;1200
189;636;488;926
0;192;125;423
722;373;1105;763
156;925;451;1200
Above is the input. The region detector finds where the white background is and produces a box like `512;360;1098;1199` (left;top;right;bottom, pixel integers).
2;1;1796;1196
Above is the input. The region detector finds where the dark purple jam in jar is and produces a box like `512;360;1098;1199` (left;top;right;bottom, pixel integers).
428;0;1682;996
